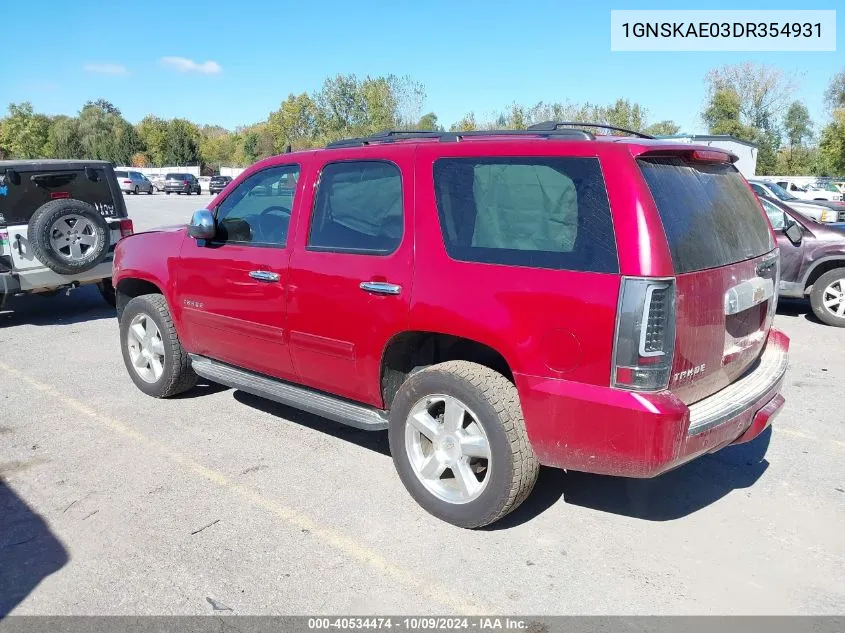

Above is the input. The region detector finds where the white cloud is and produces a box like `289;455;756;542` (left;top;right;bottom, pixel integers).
160;56;222;74
84;63;129;75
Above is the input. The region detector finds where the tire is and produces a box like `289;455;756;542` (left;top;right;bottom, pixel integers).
27;199;110;275
810;268;845;327
97;279;116;308
388;361;539;528
166;191;171;195
119;294;197;397
146;186;153;195
133;186;139;195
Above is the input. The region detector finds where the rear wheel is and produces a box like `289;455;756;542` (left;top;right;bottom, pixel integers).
133;186;139;195
166;191;171;195
388;361;538;528
810;268;845;327
120;294;197;397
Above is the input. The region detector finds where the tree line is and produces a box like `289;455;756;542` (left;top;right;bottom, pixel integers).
1;65;843;176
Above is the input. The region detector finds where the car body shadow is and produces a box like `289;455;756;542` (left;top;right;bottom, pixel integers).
489;426;772;528
0;479;69;616
777;297;823;325
232;390;391;456
1;286;114;328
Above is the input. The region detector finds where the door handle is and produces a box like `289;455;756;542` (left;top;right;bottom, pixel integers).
360;281;401;295
249;270;280;283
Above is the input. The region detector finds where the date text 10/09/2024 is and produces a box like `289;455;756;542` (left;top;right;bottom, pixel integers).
621;22;822;39
308;618;530;630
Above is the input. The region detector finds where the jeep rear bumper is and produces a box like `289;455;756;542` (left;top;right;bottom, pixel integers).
516;329;789;478
1;258;113;293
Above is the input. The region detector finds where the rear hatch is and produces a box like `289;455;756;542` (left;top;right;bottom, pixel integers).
638;153;778;405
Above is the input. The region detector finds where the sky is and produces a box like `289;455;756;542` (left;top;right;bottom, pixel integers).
2;0;842;134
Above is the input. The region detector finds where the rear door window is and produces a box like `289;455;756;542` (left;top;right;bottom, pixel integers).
638;157;774;273
433;157;617;272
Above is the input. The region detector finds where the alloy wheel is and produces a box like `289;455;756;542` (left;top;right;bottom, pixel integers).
404;394;491;504
822;278;845;318
48;215;102;261
126;313;166;383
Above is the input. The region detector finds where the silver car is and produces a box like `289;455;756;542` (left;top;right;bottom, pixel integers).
115;170;154;195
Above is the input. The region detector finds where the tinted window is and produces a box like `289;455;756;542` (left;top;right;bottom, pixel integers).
308;161;403;254
749;183;767;197
639;158;774;274
214;164;299;246
115;171;128;178
433;157;617;272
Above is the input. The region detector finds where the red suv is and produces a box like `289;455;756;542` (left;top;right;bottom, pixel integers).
113;124;789;528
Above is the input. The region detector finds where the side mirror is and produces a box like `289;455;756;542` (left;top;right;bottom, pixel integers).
784;219;803;246
187;209;216;240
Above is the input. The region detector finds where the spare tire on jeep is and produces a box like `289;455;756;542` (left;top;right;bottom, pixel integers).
27;199;110;275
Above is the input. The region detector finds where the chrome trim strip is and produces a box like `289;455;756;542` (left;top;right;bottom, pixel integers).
724;277;774;315
687;342;788;435
190;355;388;431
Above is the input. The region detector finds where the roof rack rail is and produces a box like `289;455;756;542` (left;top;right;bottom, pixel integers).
325;127;595;149
527;121;654;139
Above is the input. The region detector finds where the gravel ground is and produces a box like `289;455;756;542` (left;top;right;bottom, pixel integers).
1;193;844;615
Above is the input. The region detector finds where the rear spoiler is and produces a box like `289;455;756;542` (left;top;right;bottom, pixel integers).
637;147;739;164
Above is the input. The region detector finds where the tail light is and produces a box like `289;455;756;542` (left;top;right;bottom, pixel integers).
118;219;134;238
184;179;191;185
123;179;132;184
612;277;676;391
50;191;70;200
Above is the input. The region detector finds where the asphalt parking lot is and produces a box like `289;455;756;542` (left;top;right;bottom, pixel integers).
1;192;844;616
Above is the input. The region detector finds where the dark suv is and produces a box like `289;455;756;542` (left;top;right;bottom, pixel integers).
208;175;232;195
164;173;201;195
113;125;789;528
1;159;133;310
759;194;845;327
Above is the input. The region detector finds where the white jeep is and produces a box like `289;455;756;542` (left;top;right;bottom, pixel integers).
0;160;133;311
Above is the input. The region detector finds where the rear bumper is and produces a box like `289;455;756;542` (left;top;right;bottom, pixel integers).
516;329;789;478
164;184;190;192
2;258;113;293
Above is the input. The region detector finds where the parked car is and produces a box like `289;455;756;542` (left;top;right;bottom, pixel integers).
115;170;154;195
147;173;166;192
1;159;134;310
759;194;845;327
164;173;201;195
208;175;232;195
113;126;789;528
773;179;843;202
748;179;845;223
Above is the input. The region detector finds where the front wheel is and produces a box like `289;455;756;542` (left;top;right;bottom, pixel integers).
388;361;539;528
810;268;845;327
119;294;197;397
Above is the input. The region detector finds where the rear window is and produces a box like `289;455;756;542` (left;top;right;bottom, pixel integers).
433;157;618;272
639;157;774;274
165;173;182;179
115;171;128;178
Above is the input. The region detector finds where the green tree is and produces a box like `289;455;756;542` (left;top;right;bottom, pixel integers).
705;62;794;130
136;115;169;166
449;113;477;132
819;109;845;175
823;69;845;112
198;125;235;171
78;99;129;163
0;102;49;158
643;120;681;136
266;92;319;151
703;89;750;138
45;115;82;159
600;99;647;132
780;101;813;174
163;118;200;165
416;112;440;131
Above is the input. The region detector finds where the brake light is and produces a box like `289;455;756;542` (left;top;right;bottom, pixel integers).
118;219;134;238
691;150;731;163
612;278;676;391
50;191;70;199
123;179;132;184
184;179;191;185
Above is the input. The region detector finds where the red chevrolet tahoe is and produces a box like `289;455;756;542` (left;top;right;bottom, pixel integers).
113;123;789;528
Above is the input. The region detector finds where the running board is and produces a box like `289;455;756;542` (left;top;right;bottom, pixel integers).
189;355;388;431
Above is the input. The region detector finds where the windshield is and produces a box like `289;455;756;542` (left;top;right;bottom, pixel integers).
765;181;799;201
